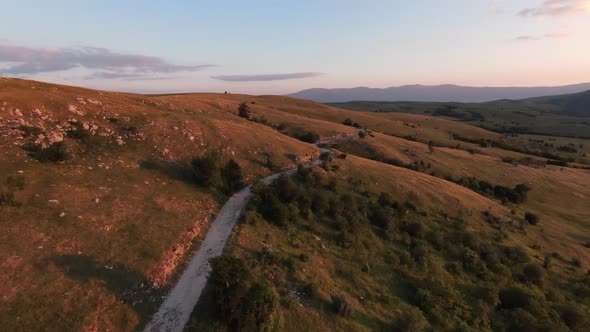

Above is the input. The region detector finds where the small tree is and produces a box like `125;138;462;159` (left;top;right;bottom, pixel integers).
238;102;250;120
342;118;353;126
192;152;221;188
221;159;243;194
428;140;435;154
358;130;366;139
238;282;282;332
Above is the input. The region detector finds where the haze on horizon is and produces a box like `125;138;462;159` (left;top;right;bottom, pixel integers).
0;0;589;95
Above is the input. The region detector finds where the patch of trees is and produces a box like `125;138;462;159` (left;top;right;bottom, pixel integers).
452;134;570;162
290;131;320;143
191;153;243;194
451;177;531;204
342;118;361;128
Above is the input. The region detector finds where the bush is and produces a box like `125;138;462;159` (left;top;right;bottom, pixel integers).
392;307;429;332
238;282;282;332
238;102;250;119
32;141;70;162
331;295;352;317
221;159;243;194
208;256;251;316
0;190;16;206
342;118;353;126
293;131;320;143
522;263;544;285
524;212;539;225
192;152;221;188
498;287;532;309
560;303;590;332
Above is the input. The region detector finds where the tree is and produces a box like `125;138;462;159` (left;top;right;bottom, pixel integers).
238;282;282;332
238;102;250;120
428;140;435;154
191;152;221;188
221;159;243;194
208;256;251;316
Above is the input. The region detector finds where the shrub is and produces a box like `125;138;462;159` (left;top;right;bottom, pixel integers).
358;131;366;139
238;102;250;119
522;263;544;285
208;256;251;316
221;159;243;194
32;141;70;162
524;212;539;225
0;190;16;206
238;282;282;332
6;175;25;190
498;287;532;309
293;131;320;143
560;303;590;332
572;257;582;268
342;118;353;126
331;295;352;317
191;152;221;188
392;306;429;332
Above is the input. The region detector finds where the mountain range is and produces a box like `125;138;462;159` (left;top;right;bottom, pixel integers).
289;83;590;103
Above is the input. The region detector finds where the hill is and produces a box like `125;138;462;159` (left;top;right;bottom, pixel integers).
525;90;590;117
1;78;589;331
289;83;590;103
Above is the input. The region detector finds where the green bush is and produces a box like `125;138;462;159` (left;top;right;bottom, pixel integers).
192;152;221;188
238;102;251;120
221;159;243;194
560;303;590;332
0;190;16;206
238;282;282;332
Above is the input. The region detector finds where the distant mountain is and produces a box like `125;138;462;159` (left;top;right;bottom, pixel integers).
288;83;590;103
525;89;590;116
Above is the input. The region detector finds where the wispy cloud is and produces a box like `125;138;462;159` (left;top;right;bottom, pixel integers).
518;0;590;17
0;43;214;79
515;31;571;41
211;72;323;82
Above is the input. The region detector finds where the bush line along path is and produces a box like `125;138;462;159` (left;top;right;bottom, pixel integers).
144;135;350;332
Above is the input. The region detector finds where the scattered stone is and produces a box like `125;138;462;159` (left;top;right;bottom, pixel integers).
48;200;60;204
59;212;66;218
93;198;100;203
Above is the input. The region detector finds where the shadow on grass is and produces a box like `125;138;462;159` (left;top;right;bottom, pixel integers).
139;160;196;185
50;254;168;329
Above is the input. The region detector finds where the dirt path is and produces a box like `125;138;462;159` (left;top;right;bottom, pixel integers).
144;145;335;331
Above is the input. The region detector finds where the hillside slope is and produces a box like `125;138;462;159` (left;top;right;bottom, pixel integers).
525;90;590;116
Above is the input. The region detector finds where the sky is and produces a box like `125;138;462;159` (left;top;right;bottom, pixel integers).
0;0;589;94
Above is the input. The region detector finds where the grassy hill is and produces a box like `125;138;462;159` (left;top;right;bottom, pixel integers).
1;78;589;331
525;90;590;117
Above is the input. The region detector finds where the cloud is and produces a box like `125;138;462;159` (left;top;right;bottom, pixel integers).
0;43;214;78
515;31;571;41
518;0;590;17
211;72;323;82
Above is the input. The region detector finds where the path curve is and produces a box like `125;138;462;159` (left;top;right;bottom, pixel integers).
144;140;342;331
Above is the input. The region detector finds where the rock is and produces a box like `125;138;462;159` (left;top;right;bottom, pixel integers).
93;198;100;203
59;212;66;218
48;200;60;204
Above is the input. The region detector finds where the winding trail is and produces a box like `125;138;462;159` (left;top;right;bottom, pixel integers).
144;141;341;331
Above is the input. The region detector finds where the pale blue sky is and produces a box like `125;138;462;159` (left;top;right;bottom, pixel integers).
1;0;589;94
